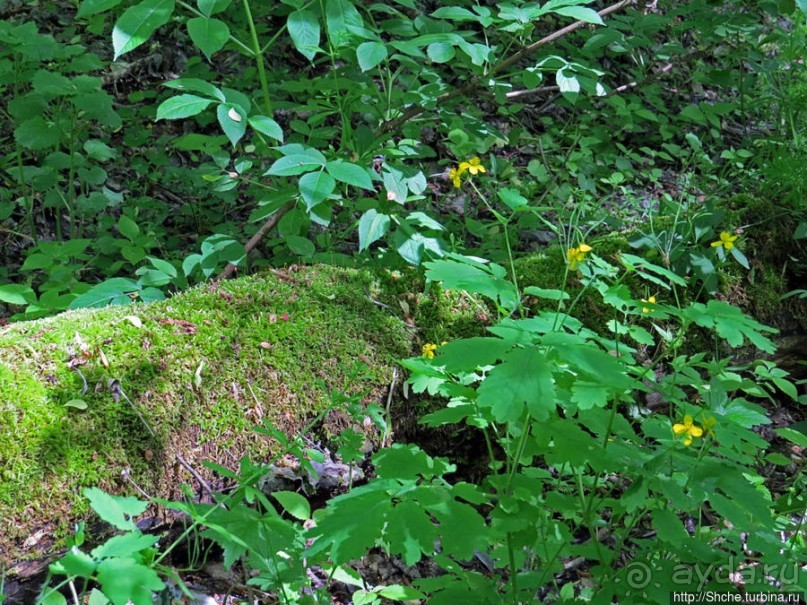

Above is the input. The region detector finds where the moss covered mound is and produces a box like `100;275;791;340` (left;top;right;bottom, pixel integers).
0;266;421;562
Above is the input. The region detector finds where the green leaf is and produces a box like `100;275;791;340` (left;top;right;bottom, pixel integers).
425;257;518;311
358;209;390;252
477;348;556;422
197;0;230;17
431;6;478;20
325;0;364;48
374;444;453;480
523;286;569;301
384;502;438;566
248;115;283;142
69;278;140;309
553;5;604;25
65;399;89;410
0;284;36;306
156;94;213;120
730;246;750;269
298;170;336;210
272;490;311;520
78;0;122;17
39;590;67;605
556;69;580;94
288;9;320;61
266;154;325;176
326;160;374;189
84;488;148;531
91;532;159;559
96;558;164;605
112;0;176;60
286;235;315;257
427;42;456;63
84;139;117;161
163;77;225;101
356;41;387;71
52;549;97;578
187;17;230;60
570;380;610;410
118;215;140;240
216;103;247;147
436;337;513;372
88;589;110;605
14;116;61;150
498;188;528;209
306;487;392;563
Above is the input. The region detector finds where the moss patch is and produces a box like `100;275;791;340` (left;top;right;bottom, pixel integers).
0;266;423;562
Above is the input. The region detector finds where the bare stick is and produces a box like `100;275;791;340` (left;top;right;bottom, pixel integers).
216;202;293;281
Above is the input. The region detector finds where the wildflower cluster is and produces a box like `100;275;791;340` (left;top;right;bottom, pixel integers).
566;243;592;270
673;414;717;446
640;295;656;313
421;341;447;359
448;157;486;188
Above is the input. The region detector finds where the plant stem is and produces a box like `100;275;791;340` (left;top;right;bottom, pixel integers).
241;0;273;115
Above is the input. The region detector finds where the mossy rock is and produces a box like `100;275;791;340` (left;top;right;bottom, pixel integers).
0;265;484;563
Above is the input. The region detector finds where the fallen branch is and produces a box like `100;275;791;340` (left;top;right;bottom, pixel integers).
216;201;293;281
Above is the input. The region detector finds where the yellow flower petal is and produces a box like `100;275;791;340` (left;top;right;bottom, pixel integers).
689;425;703;438
578;243;592;253
673;423;686;435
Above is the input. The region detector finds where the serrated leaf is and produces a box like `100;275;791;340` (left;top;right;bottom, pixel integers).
96;558;164;605
436;337;513;372
84;487;148;531
298;170;336;210
478;348;556;422
187;17;230;60
14;116;61;150
358;209;390;252
156;94;213;120
326;160;373;189
248;115;283;142
112;0;176;60
356;41;387;71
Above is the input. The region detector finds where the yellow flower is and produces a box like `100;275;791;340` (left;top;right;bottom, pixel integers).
422;343;438;359
459;157;486;175
673;415;704;446
566;243;592;270
641;295;657;313
448;167;462;188
711;231;739;250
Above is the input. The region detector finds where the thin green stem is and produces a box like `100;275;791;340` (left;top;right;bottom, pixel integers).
241;0;273;115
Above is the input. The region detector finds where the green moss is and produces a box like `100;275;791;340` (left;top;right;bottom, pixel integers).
0;265;422;560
